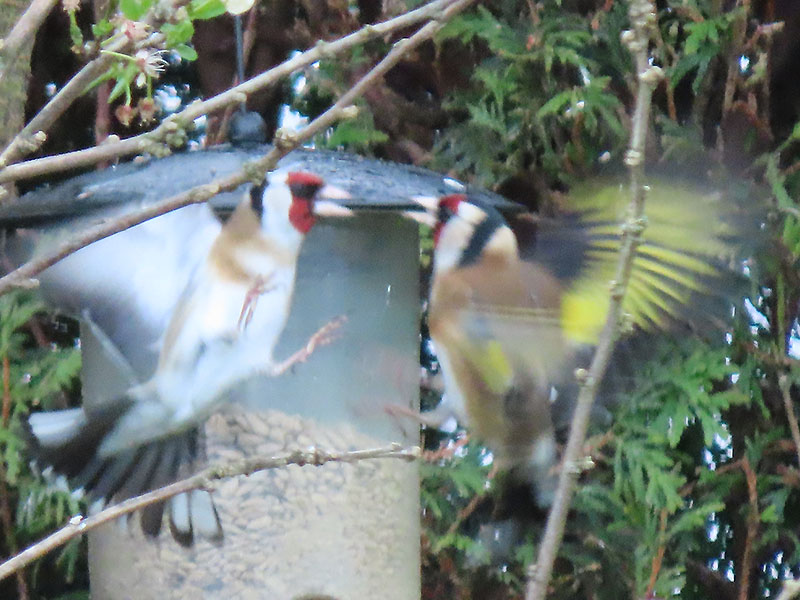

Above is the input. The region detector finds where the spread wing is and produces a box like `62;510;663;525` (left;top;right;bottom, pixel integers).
530;179;758;345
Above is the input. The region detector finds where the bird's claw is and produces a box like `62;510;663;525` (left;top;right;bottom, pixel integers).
269;315;347;377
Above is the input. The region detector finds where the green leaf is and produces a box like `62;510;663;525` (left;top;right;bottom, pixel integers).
188;0;227;20
91;19;114;39
119;0;154;20
324;117;388;151
174;44;198;61
107;63;138;103
162;20;195;46
537;90;573;118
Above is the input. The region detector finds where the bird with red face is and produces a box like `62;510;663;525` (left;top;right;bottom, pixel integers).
26;170;351;543
414;184;754;519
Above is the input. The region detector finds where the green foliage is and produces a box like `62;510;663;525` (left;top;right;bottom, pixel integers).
84;0;229;112
119;0;154;21
667;12;737;93
0;292;85;597
321;108;389;152
433;4;627;187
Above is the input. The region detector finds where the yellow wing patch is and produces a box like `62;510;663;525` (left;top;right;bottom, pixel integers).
557;178;752;346
462;340;514;395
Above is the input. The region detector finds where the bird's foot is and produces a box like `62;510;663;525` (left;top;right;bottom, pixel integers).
269;315;347;377
238;275;277;331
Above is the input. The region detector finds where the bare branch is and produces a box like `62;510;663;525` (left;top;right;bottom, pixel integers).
0;0;476;297
0;29;169;168
779;374;800;468
0;443;420;583
0;354;28;598
0;0;460;183
0;0;59;84
525;1;662;598
738;457;759;600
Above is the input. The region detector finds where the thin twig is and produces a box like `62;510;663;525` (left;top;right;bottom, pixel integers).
444;464;497;537
645;509;669;598
721;0;750;117
0;56;115;170
0;0;476;297
525;2;661;598
0;0;460;184
738;457;759;600
779;374;800;468
0;0;193;168
0;443;419;583
0;181;225;294
0;354;29;598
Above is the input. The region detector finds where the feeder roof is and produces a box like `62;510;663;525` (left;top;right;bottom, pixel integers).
0;147;518;227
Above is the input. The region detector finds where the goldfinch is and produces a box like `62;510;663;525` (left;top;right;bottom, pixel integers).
26;171;351;544
415;180;756;507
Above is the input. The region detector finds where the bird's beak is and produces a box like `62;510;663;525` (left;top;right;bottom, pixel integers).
401;195;438;228
313;185;353;218
313;200;354;217
412;195;439;213
318;184;351;202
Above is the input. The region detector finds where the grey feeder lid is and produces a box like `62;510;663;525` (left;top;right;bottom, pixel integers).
0;146;518;227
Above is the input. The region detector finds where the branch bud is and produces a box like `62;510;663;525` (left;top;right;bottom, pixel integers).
340;105;359;120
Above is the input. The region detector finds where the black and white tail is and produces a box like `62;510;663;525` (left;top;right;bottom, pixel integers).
25;398;223;546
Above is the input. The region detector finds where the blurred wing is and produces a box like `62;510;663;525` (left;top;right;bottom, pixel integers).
26;203;222;378
533;179;757;345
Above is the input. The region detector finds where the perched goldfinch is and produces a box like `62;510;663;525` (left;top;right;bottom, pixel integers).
415;180;756;508
26;171;351;544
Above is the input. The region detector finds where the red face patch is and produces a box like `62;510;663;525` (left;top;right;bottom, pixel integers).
433;194;466;246
287;171;324;195
287;171;325;234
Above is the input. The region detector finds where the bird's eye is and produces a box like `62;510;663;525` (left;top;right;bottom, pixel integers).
289;183;322;201
438;194;466;223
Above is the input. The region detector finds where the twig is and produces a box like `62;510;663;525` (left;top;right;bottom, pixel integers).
0;0;460;183
0;181;225;295
0;0;476;297
0;0;59;85
2;355;9;426
0;354;29;598
525;2;662;598
0;0;194;168
779;374;800;468
0;56;115;170
721;0;751;117
738;457;759;600
645;509;669;598
0;443;419;583
444;464;496;537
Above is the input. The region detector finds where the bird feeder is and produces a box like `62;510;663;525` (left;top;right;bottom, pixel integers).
2;147;511;600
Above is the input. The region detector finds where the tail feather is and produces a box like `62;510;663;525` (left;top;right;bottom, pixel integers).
188;490;224;542
168;490;224;547
121;439;174;501
26;398;222;545
28;397;134;479
168;492;193;546
85;447;141;500
140;501;165;538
